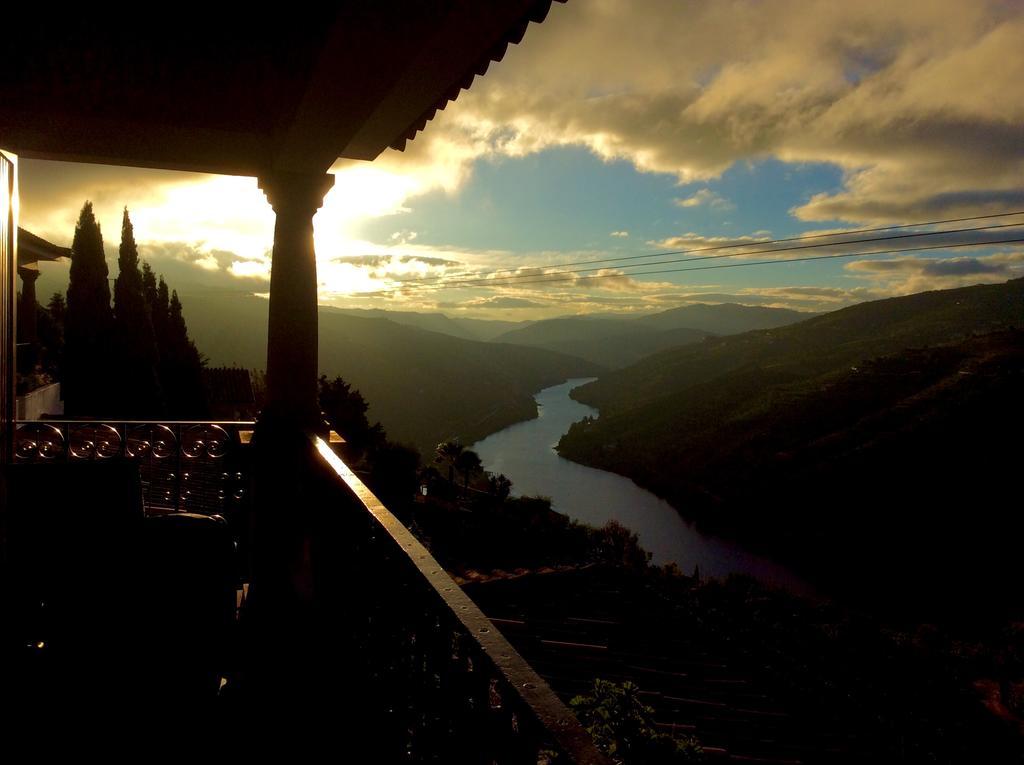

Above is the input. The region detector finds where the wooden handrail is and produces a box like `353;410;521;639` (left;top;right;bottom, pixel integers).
312;434;610;764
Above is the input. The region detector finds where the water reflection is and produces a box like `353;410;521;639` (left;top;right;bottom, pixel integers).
473;378;811;594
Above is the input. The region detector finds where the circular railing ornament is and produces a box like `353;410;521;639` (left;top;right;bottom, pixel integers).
69;423;122;460
182;424;230;458
150;425;177;459
15;423;65;460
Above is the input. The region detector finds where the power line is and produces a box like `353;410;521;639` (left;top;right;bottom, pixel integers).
364;224;1024;295
388;210;1024;287
393;221;1023;292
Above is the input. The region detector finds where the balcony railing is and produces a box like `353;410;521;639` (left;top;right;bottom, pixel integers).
300;435;608;764
13;419;253;518
6;419;607;762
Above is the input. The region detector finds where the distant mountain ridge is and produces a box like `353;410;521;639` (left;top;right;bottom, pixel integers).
636;302;810;334
492;303;810;368
493;318;711;369
571;279;1024;415
326;307;526;342
558;278;1024;608
179;292;601;452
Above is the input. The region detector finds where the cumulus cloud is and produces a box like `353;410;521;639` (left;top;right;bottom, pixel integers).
410;0;1024;224
675;189;733;210
24;1;1024;320
648;225;1024;262
845;250;1024;293
650;233;772;251
332;254;459;269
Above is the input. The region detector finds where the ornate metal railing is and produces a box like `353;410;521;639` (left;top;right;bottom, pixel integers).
309;436;609;765
9;421;606;760
13;420;254;518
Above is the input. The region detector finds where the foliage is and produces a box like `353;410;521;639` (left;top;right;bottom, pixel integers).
35;297;64;377
590;520;651;571
135;273;207;418
488;472;512;500
59;202;208;418
434;440;464;487
455;448;482;490
570;679;703;764
64;200;114;415
319;374;384;451
112;208;163;416
318;374;421;519
411;483;654;575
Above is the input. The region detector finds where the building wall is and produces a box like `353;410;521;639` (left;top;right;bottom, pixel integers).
16;382;63;420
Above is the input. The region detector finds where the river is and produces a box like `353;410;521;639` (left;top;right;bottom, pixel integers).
472;378;810;593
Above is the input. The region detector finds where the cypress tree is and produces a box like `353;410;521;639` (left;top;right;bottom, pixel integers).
141;261;158;322
64;201;114;415
156;276;170;339
161;289;207;418
113;208;163;417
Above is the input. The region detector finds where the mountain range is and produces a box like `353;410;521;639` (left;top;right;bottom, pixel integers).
180;294;806;448
558;278;1024;610
490;303;809;368
179;292;601;452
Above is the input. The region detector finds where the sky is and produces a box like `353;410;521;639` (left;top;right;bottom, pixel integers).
20;0;1024;320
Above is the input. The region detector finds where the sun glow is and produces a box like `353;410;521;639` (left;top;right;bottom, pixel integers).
95;164;432;298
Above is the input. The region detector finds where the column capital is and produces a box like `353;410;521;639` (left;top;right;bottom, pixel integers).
258;171;335;216
17;265;40;283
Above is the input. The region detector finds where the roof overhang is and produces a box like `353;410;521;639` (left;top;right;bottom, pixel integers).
17;228;69;267
0;2;561;176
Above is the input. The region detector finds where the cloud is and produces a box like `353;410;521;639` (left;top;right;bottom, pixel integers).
845;250;1024;293
675;189;734;210
610;230;629;238
650;233;772;251
460;296;547;309
332;254;460;269
648;226;1024;262
425;0;1024;224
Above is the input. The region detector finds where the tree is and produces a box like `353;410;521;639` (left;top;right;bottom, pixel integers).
318;374;420;518
141;262;160;336
34;293;65;382
159;289;207;417
64;201;114;415
434;440;464;487
47;292;66;325
318;374;383;451
113;208;163;417
488;473;513;500
570;679;704;763
455;449;482;492
592;520;652;571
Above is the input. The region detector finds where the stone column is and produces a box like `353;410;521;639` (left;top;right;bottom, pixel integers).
258;171;334;430
17;264;39;373
242;172;334;675
17;264;38;345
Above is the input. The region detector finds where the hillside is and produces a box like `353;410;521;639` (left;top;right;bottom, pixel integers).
179;292;602;452
492;303;809;369
573;279;1024;414
637;302;810;334
328;307;526;342
493;317;711;368
559;279;1024;611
